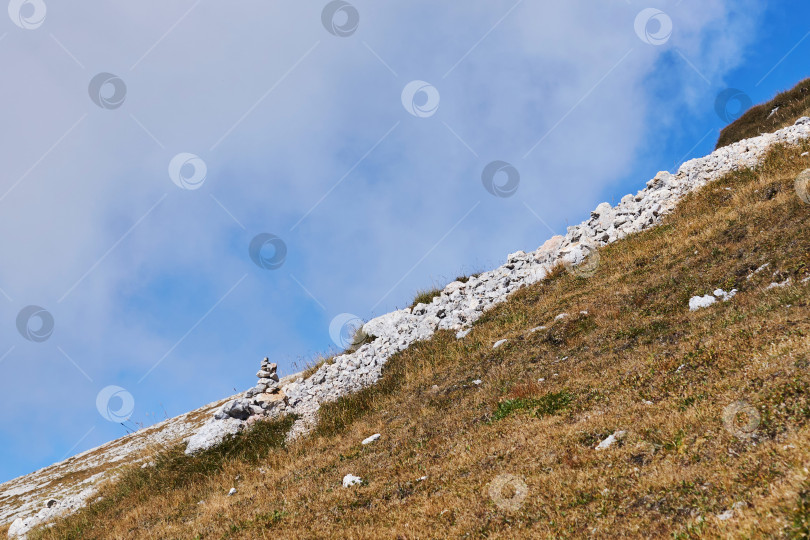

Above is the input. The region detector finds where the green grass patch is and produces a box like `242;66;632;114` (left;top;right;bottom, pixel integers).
789;482;810;538
492;391;574;422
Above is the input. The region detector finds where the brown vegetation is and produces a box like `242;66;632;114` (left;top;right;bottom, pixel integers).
716;78;810;149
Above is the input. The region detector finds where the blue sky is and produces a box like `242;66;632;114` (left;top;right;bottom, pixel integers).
0;0;808;483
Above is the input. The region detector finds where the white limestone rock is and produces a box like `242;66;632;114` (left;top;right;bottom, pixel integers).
362;309;413;337
343;474;363;487
361;434;381;445
185;417;243;455
689;295;717;311
595;430;626;451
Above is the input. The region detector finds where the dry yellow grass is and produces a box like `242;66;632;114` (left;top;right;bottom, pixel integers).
30;140;810;538
716;78;810;149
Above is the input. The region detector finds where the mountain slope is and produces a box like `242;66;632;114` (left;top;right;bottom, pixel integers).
716;77;810;149
6;106;810;538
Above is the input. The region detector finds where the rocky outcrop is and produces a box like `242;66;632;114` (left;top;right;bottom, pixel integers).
185;118;810;454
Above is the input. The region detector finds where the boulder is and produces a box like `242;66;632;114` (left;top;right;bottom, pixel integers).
185;417;243;455
221;399;252;420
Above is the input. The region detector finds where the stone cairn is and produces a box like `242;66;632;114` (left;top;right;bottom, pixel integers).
251;358;283;400
214;358;286;423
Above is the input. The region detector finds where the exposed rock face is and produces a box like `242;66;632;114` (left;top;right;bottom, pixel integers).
182;118;810;455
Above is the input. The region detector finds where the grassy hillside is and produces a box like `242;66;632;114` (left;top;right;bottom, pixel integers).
717;78;810;149
29;138;810;538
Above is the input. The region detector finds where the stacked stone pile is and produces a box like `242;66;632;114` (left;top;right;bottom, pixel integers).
250;358;281;397
213;359;285;421
185;118;810;455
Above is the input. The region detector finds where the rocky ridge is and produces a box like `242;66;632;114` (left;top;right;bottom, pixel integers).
188;117;810;454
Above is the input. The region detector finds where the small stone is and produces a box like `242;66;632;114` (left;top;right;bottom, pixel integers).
555;313;569;321
343;474;363;487
455;329;471;339
529;326;546;333
257;370;279;381
493;339;508;349
228;488;237;496
689;295;716;311
221;399;252;420
595;430;626;450
472;379;482;385
717;509;734;521
361;433;381;445
766;279;792;290
712;288;737;302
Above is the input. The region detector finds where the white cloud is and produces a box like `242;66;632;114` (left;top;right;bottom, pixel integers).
0;0;763;480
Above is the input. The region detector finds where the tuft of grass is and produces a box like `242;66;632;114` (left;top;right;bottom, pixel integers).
299;355;334;379
410;287;442;308
543;259;568;282
222;510;287;538
492;390;574;422
716;77;810;149
491;398;541;421
346;326;376;352
789;483;810;539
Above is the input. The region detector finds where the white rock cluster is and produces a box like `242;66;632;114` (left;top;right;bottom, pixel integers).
185;118;810;455
689;288;737;311
8;490;96;539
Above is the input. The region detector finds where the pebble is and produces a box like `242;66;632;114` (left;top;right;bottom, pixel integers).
361;434;381;445
595;431;626;450
766;278;792;290
689;295;717;311
343;474;363;487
